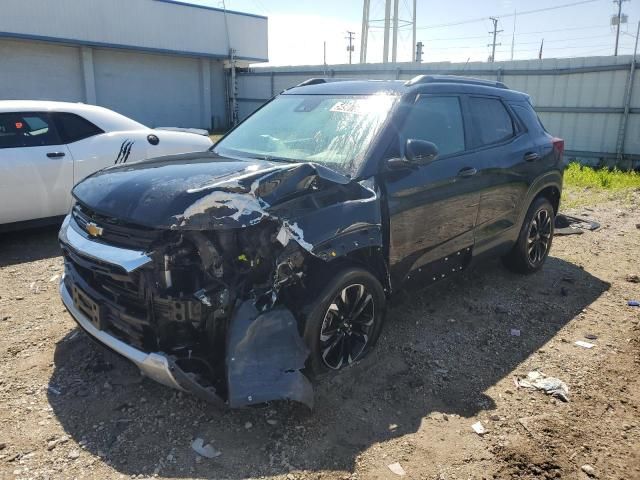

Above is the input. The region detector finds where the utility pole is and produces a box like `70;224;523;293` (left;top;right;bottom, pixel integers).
345;31;355;64
488;17;502;63
360;0;370;63
538;38;544;59
412;0;417;61
415;41;424;63
323;41;327;75
613;0;629;56
391;0;400;63
382;0;392;63
510;10;517;61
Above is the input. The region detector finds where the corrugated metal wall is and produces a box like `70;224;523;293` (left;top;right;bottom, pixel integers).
0;38;227;130
235;56;639;168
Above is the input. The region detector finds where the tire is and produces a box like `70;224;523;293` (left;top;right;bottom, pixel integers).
503;196;555;274
302;266;386;376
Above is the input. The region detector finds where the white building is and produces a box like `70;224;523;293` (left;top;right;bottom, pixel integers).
0;0;268;130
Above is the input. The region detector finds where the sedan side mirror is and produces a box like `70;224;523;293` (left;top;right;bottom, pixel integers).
405;139;439;165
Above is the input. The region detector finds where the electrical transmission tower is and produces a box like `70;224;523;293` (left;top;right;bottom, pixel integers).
488;17;502;63
360;0;417;64
613;0;629;56
346;31;356;64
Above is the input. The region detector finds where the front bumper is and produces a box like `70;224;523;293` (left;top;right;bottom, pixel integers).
59;278;224;406
59;278;183;390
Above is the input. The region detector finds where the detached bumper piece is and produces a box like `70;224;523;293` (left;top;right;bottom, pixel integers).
58;214;314;409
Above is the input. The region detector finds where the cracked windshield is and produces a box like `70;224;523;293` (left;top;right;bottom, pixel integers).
214;93;396;176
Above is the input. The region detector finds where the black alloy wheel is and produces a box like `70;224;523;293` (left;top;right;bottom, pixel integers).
527;208;552;266
503;196;555;274
319;283;375;370
303;266;386;376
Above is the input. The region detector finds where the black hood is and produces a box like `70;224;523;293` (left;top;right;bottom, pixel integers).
73;151;351;230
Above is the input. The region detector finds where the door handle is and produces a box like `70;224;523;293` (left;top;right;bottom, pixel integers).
47;152;66;158
524;152;540;162
458;167;477;177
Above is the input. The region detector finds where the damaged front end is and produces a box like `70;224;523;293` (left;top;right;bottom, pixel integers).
59;157;383;409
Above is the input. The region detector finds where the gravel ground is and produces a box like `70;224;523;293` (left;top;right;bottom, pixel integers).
0;191;639;480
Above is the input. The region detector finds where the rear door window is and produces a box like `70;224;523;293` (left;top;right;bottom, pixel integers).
53;112;104;143
468;97;514;146
400;96;465;156
0;112;61;148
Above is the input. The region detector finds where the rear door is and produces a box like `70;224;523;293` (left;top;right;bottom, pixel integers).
463;95;532;252
0;112;73;224
383;94;482;285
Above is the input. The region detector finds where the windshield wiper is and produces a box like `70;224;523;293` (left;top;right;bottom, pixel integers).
249;154;300;164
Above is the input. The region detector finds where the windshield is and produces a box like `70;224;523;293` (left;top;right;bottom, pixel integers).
214;93;397;177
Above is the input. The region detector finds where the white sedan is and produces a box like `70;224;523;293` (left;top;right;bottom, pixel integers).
0;101;213;229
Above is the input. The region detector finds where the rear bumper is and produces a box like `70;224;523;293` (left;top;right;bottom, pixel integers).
59;277;224;406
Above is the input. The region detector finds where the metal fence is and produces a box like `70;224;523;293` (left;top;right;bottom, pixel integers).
234;55;640;169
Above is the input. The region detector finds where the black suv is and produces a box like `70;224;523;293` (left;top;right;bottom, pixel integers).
59;75;564;408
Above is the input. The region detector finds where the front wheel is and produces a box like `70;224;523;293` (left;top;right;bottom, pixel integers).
303;267;386;376
503;197;555;274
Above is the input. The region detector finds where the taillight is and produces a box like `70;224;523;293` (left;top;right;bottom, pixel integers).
552;137;564;158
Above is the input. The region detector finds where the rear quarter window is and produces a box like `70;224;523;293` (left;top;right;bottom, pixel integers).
510;103;547;135
53;113;104;143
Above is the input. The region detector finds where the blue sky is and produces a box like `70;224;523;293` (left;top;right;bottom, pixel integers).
190;0;639;65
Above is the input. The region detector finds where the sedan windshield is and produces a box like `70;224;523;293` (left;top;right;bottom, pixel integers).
213;93;396;177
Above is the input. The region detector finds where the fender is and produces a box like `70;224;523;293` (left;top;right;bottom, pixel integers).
516;168;563;229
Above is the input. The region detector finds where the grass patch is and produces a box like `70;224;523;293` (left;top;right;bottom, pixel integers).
562;162;640;209
564;162;640;190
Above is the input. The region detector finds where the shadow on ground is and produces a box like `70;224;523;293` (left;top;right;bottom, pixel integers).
47;256;609;478
0;224;62;267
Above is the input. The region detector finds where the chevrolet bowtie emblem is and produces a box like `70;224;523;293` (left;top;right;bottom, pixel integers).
86;222;104;237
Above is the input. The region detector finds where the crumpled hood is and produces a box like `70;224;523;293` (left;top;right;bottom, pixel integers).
73;151;351;230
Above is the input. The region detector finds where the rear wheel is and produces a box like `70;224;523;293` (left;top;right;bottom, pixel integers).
503;197;554;274
303;267;386;376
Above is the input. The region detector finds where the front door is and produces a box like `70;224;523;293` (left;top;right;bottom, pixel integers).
382;95;481;286
0;112;73;224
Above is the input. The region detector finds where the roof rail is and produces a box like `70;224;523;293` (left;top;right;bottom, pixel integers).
294;78;355;87
405;74;508;89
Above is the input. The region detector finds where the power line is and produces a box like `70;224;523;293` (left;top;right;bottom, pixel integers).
416;0;599;30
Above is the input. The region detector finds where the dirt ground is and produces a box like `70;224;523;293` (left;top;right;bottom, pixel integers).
1;191;639;480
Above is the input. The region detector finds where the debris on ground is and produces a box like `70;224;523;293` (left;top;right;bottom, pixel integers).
46;436;69;451
510;328;521;337
554;214;600;236
626;274;640;283
628;300;639;307
191;438;221;459
517;371;570;402
471;421;487;435
67;450;80;460
584;334;598;340
387;462;406;476
575;340;595;349
581;464;597;477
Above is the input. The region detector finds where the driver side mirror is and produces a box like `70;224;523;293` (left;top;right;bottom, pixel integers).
405;139;439;164
387;139;439;170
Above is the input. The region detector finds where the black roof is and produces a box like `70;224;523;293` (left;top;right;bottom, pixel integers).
284;75;529;101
